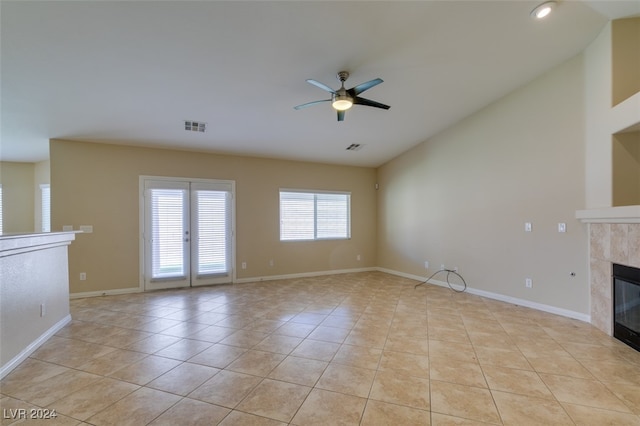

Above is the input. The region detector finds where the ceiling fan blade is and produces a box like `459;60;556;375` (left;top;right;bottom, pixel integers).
337;110;345;122
353;96;390;110
306;79;337;94
350;78;383;96
294;99;331;110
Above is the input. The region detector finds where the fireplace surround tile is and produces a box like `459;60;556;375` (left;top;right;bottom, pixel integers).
590;224;610;260
611;224;629;264
629;225;640;268
590;258;613;334
589;223;640;336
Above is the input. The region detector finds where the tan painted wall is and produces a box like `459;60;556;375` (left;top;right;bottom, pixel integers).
612;132;640;206
0;162;35;234
50;140;377;294
377;54;589;314
611;17;640;107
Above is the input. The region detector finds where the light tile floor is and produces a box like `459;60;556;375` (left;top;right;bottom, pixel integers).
2;272;640;425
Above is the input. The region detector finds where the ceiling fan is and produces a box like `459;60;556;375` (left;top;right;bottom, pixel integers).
294;71;390;122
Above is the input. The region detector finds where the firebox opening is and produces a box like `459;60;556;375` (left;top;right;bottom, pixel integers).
613;263;640;352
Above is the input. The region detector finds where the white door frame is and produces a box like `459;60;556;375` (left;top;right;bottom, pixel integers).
138;175;236;292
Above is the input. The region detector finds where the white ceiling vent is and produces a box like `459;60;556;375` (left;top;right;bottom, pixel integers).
184;120;206;132
346;143;363;151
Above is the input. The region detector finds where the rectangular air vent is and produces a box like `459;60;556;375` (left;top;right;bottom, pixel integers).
184;120;206;132
346;143;363;151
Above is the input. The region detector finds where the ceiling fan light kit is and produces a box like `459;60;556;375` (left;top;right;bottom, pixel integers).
332;95;353;111
294;71;390;121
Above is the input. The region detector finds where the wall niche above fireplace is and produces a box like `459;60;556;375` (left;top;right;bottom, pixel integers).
611;17;639;208
612;130;640;207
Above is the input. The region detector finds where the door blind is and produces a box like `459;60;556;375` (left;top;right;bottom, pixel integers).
194;190;229;276
150;188;187;279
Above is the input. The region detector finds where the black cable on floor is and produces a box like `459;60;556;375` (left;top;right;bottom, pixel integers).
414;269;467;293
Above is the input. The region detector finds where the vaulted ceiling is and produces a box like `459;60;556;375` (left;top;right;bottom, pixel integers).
1;1;638;166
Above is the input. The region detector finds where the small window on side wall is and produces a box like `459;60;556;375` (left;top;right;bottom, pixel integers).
41;184;50;232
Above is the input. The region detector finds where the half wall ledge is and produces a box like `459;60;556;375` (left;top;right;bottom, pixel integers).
0;231;77;379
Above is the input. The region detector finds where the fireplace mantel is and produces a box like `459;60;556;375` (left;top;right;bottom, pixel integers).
576;205;640;224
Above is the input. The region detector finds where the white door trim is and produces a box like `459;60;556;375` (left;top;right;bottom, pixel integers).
139;175;236;292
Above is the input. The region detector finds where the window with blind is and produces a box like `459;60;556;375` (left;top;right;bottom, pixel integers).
280;190;351;241
40;184;51;232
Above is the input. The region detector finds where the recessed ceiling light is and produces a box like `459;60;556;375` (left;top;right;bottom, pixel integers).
531;1;556;19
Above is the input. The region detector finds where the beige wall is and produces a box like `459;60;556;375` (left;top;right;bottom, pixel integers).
50;140;377;294
0;160;49;234
377;54;589;314
612;132;640;206
0;162;35;233
611;17;640;107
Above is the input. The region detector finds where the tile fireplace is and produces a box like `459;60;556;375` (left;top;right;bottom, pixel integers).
580;217;640;336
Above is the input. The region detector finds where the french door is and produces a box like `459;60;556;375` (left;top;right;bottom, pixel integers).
141;177;234;290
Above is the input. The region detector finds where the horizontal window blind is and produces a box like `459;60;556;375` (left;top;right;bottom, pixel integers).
316;193;350;239
150;188;186;279
280;190;350;241
194;190;228;276
41;184;50;232
280;192;315;240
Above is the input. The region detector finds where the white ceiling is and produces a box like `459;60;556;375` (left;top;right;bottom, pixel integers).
1;1;638;167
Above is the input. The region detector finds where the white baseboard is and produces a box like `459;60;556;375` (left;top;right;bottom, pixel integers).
70;287;141;299
376;267;426;283
0;314;72;380
377;267;591;323
234;267;377;284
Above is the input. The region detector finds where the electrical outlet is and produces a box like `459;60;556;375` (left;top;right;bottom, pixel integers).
269;259;274;267
241;262;247;269
80;272;86;281
525;278;532;288
453;266;458;272
440;264;445;271
424;260;429;269
525;222;532;232
357;254;361;261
